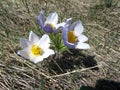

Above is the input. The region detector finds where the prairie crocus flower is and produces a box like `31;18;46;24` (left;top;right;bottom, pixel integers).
37;10;65;33
17;31;55;63
62;20;90;49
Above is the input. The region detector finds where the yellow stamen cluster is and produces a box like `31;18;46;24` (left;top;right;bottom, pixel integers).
68;30;77;43
49;23;55;29
31;45;43;56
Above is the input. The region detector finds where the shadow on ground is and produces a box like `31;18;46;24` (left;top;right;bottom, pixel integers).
80;79;120;90
48;49;98;74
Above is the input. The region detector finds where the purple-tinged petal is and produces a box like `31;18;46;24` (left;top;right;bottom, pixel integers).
55;22;65;30
43;24;54;33
65;18;72;27
37;10;46;28
42;48;55;59
31;56;43;64
29;31;39;43
70;20;81;30
62;27;68;41
17;49;29;60
20;38;31;49
75;42;90;49
38;34;50;49
46;12;58;25
64;41;75;48
78;34;88;43
74;21;84;36
37;18;44;29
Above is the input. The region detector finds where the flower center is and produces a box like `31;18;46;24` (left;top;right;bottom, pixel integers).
31;45;43;56
49;23;55;29
45;22;55;29
68;30;77;43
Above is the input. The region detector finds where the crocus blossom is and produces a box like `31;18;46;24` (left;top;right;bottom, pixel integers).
62;20;90;49
37;10;65;33
17;31;55;63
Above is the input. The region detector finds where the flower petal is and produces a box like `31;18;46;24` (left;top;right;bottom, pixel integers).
69;20;80;30
43;24;54;33
30;56;43;64
20;38;31;48
65;18;72;28
55;22;65;30
29;31;39;43
38;34;50;49
62;27;68;41
78;35;88;43
17;50;29;59
45;12;58;25
64;41;75;48
30;49;54;64
42;49;55;58
74;21;84;36
75;42;90;49
37;10;46;28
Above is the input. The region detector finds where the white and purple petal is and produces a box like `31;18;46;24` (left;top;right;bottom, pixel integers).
75;42;90;49
64;18;72;29
69;20;80;30
43;24;54;33
64;41;75;48
37;10;46;29
17;49;29;60
30;56;43;64
38;34;50;49
55;22;65;30
42;48;55;59
78;34;88;43
74;21;84;36
45;12;58;25
20;38;31;49
29;31;39;43
62;27;68;41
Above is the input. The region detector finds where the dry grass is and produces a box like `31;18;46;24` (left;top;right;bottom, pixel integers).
0;0;120;90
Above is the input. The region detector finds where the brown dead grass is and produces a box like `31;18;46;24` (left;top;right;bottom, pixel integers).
0;0;120;90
